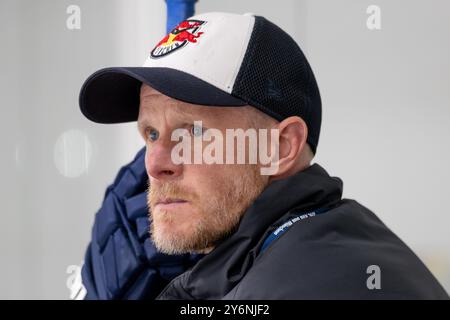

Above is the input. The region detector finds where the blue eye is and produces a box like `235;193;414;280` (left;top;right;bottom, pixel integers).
147;129;159;141
191;124;204;137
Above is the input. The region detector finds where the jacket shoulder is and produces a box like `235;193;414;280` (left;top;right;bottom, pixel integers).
227;200;449;300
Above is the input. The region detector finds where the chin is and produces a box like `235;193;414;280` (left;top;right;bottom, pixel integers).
154;217;193;239
151;228;198;255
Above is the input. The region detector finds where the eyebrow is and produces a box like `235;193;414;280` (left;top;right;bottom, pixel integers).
137;117;155;135
137;103;201;130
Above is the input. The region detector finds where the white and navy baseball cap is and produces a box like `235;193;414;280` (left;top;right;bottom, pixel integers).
79;12;322;154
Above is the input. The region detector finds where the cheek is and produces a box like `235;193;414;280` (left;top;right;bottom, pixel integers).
144;147;151;173
185;164;229;193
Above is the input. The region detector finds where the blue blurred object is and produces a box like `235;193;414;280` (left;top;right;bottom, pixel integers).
166;0;198;34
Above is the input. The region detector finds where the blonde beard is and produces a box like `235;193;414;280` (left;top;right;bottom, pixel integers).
147;165;268;255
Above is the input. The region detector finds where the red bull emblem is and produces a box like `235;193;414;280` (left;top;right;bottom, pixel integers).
150;19;206;58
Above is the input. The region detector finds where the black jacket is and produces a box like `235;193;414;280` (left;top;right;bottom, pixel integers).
157;163;449;299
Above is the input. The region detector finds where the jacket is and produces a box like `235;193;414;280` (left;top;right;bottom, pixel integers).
157;163;449;299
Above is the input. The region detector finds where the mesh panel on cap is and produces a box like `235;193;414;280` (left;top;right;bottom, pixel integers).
232;16;322;154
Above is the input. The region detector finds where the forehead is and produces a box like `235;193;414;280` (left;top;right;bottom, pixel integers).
138;84;256;126
137;84;281;132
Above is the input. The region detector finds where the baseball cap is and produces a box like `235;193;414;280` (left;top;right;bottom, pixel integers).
79;12;322;154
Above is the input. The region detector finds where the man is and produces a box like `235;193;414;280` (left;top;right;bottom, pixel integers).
79;12;448;299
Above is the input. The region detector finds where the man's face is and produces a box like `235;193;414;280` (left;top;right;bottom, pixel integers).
138;84;270;254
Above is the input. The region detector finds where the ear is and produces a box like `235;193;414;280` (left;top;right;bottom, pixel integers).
267;116;308;181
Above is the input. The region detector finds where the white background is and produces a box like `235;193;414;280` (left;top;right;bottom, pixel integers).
0;0;449;299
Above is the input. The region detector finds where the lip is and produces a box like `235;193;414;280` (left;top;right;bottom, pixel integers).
155;198;188;209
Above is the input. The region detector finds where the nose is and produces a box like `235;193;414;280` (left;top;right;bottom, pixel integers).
145;141;183;181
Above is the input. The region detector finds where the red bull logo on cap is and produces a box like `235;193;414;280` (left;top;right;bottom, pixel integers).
150;19;206;58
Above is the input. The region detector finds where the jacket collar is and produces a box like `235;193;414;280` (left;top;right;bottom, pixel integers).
158;163;344;299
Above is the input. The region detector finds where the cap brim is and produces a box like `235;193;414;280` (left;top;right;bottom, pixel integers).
79;67;247;124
